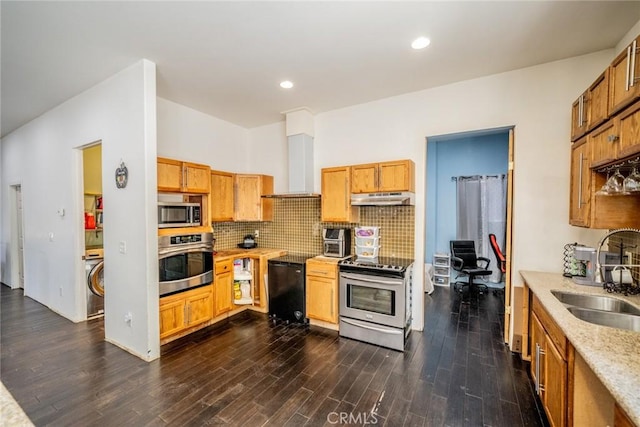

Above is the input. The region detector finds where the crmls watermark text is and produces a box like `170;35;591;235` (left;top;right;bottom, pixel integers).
327;411;379;424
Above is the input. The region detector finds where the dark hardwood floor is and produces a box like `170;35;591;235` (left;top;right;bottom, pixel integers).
1;284;547;426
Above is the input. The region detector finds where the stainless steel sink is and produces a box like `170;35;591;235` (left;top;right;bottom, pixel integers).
566;306;640;332
551;290;640;316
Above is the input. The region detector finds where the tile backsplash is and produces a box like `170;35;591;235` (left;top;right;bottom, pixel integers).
213;199;415;259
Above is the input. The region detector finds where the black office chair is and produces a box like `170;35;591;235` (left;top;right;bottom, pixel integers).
450;240;492;296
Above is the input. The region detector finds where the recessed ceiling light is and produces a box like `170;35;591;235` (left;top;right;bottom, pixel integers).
411;37;431;50
280;80;294;89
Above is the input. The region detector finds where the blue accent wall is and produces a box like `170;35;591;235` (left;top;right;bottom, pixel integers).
426;132;509;263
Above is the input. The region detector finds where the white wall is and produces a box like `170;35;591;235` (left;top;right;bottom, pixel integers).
249;51;614;337
0;60;160;361
616;18;640;53
157;98;251;173
248;122;288;193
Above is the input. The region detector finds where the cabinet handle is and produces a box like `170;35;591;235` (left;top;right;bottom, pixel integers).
535;343;546;394
631;40;638;88
309;270;328;275
578;152;583;209
626;45;632;91
607;134;620;143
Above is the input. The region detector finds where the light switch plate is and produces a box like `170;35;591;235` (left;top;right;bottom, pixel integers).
119;241;127;254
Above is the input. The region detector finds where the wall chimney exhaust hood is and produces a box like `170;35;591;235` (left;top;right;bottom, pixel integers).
351;192;415;206
263;108;320;199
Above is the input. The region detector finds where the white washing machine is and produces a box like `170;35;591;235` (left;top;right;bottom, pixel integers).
86;257;104;319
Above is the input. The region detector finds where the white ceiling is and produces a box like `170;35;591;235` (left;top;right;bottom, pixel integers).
2;1;640;137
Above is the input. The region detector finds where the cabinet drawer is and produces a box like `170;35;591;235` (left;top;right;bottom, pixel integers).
532;295;568;359
215;259;233;275
306;259;337;279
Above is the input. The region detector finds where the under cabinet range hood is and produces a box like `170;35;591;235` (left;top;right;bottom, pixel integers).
351;192;415;206
262;133;321;199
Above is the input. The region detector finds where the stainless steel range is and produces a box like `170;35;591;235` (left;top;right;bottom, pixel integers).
338;257;413;351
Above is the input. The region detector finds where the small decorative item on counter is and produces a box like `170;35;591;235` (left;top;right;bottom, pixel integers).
355;226;380;237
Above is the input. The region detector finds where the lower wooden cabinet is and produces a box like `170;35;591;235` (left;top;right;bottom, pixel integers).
214;259;233;316
305;258;339;325
159;285;213;340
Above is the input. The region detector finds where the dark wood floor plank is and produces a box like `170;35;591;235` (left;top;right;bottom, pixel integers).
0;284;545;427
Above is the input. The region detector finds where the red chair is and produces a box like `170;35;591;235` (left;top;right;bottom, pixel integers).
489;233;506;276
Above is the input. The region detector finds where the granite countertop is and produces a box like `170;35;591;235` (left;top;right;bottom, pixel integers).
214;248;287;260
520;271;640;425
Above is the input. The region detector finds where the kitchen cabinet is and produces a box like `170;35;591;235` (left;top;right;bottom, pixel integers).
305;258;339;325
159;284;213;340
214;259;233;316
615;404;636;427
572;69;610;141
617;100;640;159
234;174;273;221
569;139;590;227
351;160;415;194
157;157;211;194
570;93;589;142
590;118;618;167
321;166;360;222
609;35;640;115
210;170;235;222
529;296;570;427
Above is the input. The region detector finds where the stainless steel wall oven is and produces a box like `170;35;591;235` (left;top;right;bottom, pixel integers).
158;232;214;296
339;258;413;351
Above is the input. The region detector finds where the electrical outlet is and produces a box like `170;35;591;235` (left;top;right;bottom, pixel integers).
512;335;522;353
625;251;633;264
124;312;132;325
254;230;259;238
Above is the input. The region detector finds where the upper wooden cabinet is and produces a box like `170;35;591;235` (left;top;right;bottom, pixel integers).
609;35;640;115
321;166;359;223
571;70;610;142
157;157;211;194
569;138;590;227
590;101;640;168
234;174;273;221
210;170;235;222
351;160;415;194
617;100;640;159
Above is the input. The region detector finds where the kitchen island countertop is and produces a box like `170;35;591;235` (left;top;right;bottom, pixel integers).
520;271;640;425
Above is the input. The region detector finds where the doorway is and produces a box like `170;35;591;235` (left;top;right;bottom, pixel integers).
9;184;25;289
425;127;515;345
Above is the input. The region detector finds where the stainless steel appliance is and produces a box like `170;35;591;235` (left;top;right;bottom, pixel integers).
157;201;201;228
338;257;413;351
158;231;214;296
86;255;104;319
573;246;620;286
267;254;312;323
323;228;351;258
351;192;414;206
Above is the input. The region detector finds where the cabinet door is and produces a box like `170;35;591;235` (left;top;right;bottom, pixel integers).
610;36;640;114
184;163;211;193
322;167;359;222
587;70;609;132
544;335;567;427
215;271;233;316
571;94;588;142
306;275;337;323
235;175;262;221
590;119;618;167
211;170;235;222
379;160;414;192
569;140;591;227
159;299;185;339
617;100;640;159
185;287;213;327
157;158;183;192
351;163;378;193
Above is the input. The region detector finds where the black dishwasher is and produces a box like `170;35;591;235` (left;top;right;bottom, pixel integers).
267;254;312;323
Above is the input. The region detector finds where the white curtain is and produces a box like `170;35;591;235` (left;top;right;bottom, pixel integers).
456;175;507;283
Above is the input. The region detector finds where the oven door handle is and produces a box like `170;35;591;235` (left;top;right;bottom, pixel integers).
159;246;213;259
341;318;403;335
340;272;402;286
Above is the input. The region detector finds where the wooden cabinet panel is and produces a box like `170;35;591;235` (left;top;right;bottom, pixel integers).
350;160;415;194
157;158;183;192
544;334;567;427
587;69;610;132
618;101;640;159
610;36;640;114
530;312;545;391
185;287;213;327
321;166;359;222
306;259;337;280
214;259;233;316
184;163;211;193
590;120;618;167
234;175;273;221
569;139;591;227
159;299;185;339
210;170;235;222
614;404;636;427
351;163;378;193
306;276;337;323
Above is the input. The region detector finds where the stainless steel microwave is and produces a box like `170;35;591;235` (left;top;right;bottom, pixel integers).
158;202;201;228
